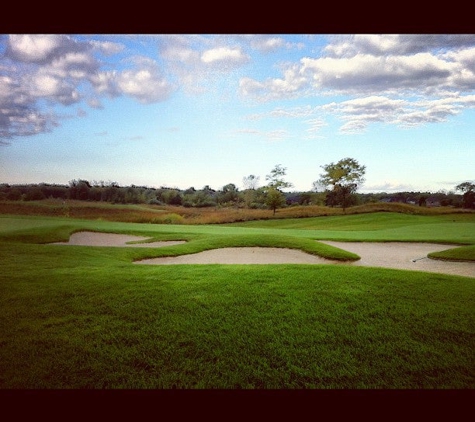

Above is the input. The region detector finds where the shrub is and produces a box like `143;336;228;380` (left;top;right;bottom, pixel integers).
24;188;46;201
151;213;185;224
163;213;184;224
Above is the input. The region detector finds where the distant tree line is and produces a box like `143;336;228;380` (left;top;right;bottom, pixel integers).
1;160;473;210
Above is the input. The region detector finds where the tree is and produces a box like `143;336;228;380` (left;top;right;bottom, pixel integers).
266;164;293;190
242;174;260;190
242;175;260;208
314;157;366;211
266;187;286;215
6;187;22;201
68;179;91;201
455;181;475;209
418;195;428;207
219;183;239;206
264;165;292;215
24;187;46;201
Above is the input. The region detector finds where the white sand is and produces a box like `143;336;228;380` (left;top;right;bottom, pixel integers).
136;247;331;265
52;231;475;278
52;231;186;248
320;241;475;278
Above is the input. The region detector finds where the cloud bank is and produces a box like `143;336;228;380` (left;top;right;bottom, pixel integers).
2;34;475;143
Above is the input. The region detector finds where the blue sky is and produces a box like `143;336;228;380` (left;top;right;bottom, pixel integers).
1;34;474;193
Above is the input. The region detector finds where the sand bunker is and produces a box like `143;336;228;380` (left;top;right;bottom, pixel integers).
137;241;474;278
136;247;331;265
320;241;475;278
52;232;474;278
52;231;186;248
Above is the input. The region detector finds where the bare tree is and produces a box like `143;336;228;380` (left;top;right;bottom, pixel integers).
242;174;260;190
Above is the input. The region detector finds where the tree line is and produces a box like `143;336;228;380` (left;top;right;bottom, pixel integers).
1;158;474;210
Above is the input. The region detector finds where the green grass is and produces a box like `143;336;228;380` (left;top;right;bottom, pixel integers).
429;245;475;262
1;212;474;388
225;212;475;260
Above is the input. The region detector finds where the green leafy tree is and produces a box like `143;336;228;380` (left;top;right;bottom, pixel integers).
219;183;239;206
266;187;286;215
455;181;475;209
264;165;293;215
199;186;217;207
314;157;366;211
266;164;293;190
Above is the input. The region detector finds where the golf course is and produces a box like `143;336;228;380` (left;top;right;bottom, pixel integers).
1;203;474;388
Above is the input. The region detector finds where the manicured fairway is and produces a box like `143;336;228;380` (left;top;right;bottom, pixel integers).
0;212;474;388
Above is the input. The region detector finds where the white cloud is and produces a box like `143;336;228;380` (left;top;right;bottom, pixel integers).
116;68;174;103
201;46;250;70
0;71;59;139
324;34;475;58
164;46;197;63
0;35;177;139
6;34;68;63
395;105;458;127
0;106;58;139
300;52;456;94
321;94;475;132
239;77;266;98
246;106;316;120
48;51;99;79
32;73;59;95
87;98;104;109
159;35;251;94
3;34;475;143
89;71;119;97
0;75;16;101
305;118;327;132
159;35;200;64
1;35;101;138
339;120;369;133
243;34;304;53
250;36;286;53
239;34;475;135
265;129;289;141
90;40;125;56
239;64;308;101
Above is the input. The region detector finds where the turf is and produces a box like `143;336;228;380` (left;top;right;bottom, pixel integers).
0;212;474;388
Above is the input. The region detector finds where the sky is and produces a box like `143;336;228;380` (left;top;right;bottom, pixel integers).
1;33;474;194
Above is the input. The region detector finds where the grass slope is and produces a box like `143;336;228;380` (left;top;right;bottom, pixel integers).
1;247;473;388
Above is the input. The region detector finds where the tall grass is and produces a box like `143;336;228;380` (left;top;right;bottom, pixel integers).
1;200;473;225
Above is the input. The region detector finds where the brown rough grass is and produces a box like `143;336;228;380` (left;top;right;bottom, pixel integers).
0;199;473;225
